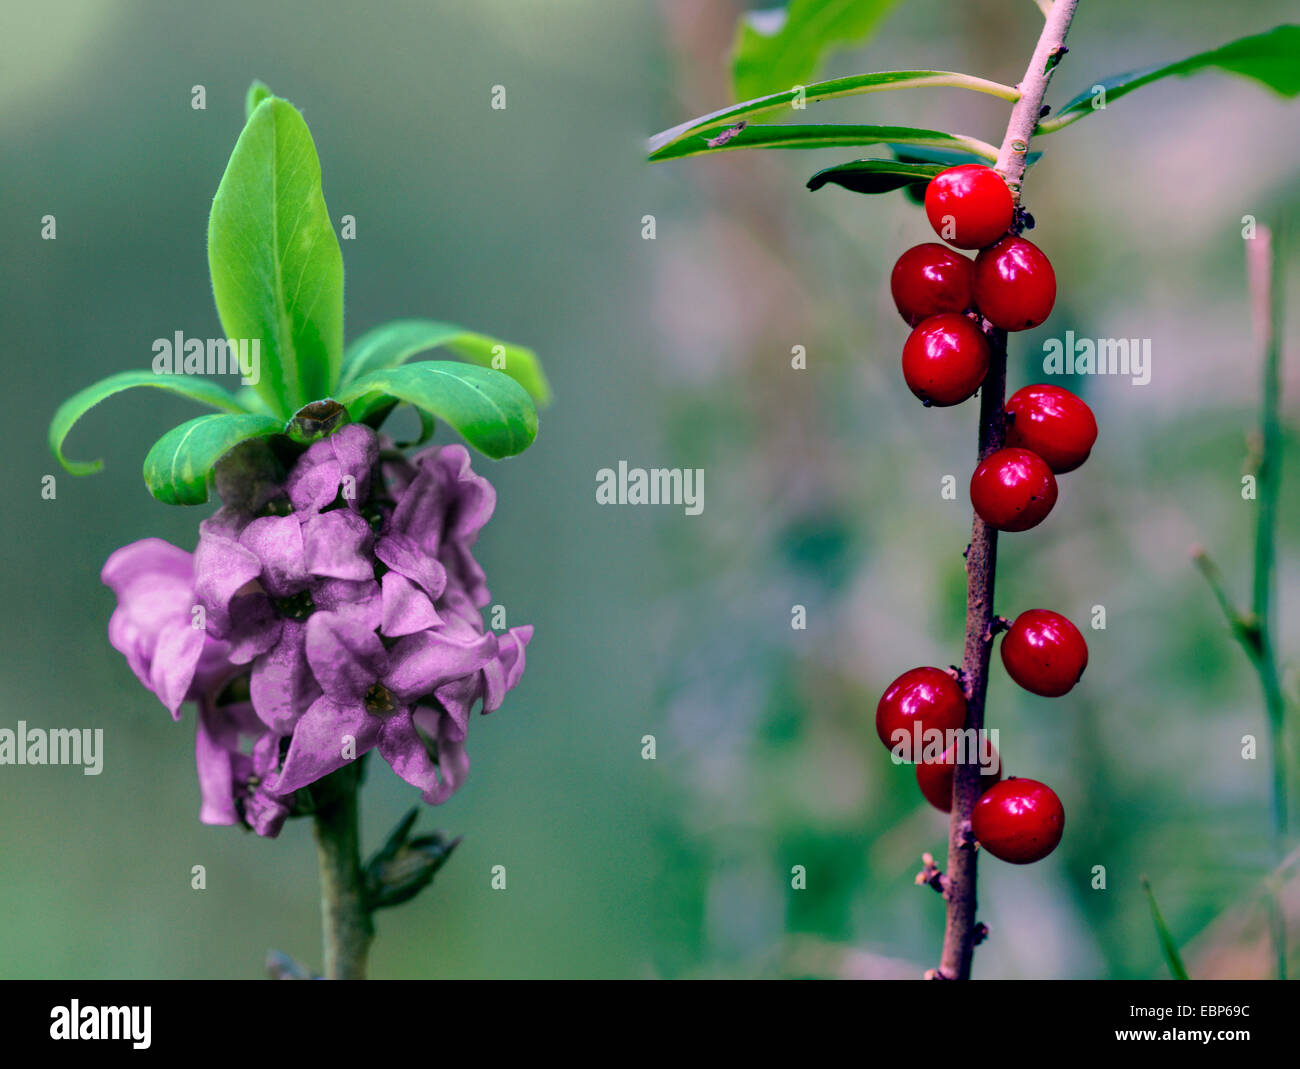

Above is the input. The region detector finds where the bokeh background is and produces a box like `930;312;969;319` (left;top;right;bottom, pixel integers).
2;0;1298;979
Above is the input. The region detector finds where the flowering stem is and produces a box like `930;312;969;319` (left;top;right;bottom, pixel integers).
312;763;373;979
936;0;1080;981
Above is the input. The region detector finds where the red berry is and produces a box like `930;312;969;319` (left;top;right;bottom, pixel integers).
924;165;1014;250
916;738;1002;813
876;667;967;758
1000;609;1088;697
901;314;989;407
972;778;1065;864
970;447;1058;532
1005;384;1098;474
890;243;974;326
972;236;1056;331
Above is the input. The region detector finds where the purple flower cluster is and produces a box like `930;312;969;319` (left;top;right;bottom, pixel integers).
102;425;531;836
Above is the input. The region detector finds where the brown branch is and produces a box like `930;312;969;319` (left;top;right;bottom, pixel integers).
936;0;1081;982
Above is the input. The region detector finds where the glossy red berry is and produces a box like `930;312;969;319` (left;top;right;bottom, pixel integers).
1001;609;1088;697
890;243;974;326
973;236;1056;331
924;165;1014;250
970;447;1058;532
876;667;967;758
972;778;1065;864
901;314;989;407
1005;384;1098;474
916;738;1002;813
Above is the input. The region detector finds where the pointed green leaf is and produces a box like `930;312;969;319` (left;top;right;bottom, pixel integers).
49;370;248;476
648;70;1017;161
245;79;272;121
807;158;941;194
731;0;901;103
1039;25;1300;133
1141;877;1190;980
650;123;997;164
209;95;344;418
340;318;551;404
337;361;537;460
142;412;283;506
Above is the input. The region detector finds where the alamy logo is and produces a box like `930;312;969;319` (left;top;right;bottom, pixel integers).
152;331;260;385
1042;331;1151;385
596;461;704;516
0;722;103;775
50;1000;151;1049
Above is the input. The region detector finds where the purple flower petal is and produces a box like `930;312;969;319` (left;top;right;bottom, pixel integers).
250;620;321;733
483;624;533;713
302;511;374;581
148;622;208;719
313;578;382;631
380;571;441;637
305;612;387;702
377;713;464;804
194;531;263;638
238;515;309;597
286;424;378;513
375;532;447;600
196;702;239;825
430;677;477;741
225;595;282;665
270;695;380;795
383;628;497;704
244;788;290;838
102;537;192;595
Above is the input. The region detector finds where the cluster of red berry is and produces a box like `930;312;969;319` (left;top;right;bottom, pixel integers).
875;164;1100;864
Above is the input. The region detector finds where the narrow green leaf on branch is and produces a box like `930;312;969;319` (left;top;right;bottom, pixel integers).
730;0;901;103
1038;24;1300;134
807;158;941;194
49;370;249;476
650;123;998;164
648;71;1017;161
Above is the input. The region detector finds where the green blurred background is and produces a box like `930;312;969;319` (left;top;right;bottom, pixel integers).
2;0;1298;979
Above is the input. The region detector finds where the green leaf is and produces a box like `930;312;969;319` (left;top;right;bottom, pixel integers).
208;95;344;418
49;370;248;476
650;123;997;165
1040;25;1300;134
245;79;272;121
337;361;538;460
730;0;900;103
807;158;941;194
1141;877;1190;980
340;318;551;405
888;143;1041;169
142;412;283;506
649;70;1017;161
